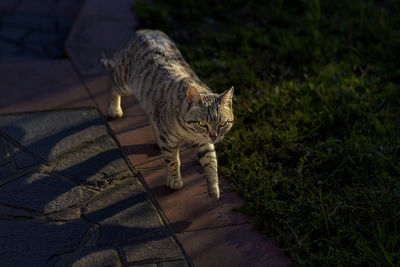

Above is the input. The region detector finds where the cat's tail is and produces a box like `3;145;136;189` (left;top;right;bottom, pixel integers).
100;52;115;71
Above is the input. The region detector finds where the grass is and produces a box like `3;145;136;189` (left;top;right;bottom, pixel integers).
132;0;400;265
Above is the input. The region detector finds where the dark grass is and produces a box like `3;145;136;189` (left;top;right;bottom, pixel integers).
132;0;400;265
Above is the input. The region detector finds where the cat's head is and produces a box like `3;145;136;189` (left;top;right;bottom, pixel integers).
183;86;234;143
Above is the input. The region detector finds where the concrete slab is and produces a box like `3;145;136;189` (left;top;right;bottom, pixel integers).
0;108;190;266
0;219;88;266
0;172;95;213
0;109;107;161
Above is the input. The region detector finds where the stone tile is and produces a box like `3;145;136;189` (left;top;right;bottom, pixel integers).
140;165;250;232
0;219;87;266
24;31;64;44
0;205;36;218
0;136;11;166
2;14;56;32
0;39;20;57
0;60;94;113
0;0;18;13
53;0;84;18
0;162;14;179
78;0;135;20
66;12;134;76
122;230;184;263
12;144;41;168
0;26;27;41
83;178;166;245
0;109;107;162
71;247;121;267
0;172;95;214
83;75;147;119
45;44;65;58
177;224;291;267
53;136;133;186
47;207;81;221
14;0;54;16
56;17;75;33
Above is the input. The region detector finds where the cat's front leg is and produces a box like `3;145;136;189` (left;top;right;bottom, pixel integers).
157;134;182;190
108;87;123;118
192;142;220;199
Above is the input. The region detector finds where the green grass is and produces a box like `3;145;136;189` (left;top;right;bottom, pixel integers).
132;0;400;265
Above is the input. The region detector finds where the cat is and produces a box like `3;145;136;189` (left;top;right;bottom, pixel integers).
101;29;234;199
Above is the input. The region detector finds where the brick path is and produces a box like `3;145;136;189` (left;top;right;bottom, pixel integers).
0;0;290;266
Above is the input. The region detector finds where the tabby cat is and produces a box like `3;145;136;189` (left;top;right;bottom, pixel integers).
101;30;234;199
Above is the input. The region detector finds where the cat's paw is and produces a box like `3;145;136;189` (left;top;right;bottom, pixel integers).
207;183;220;200
167;178;183;190
108;107;123;119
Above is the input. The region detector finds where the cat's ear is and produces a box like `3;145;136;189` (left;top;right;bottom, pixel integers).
186;86;202;108
220;86;234;108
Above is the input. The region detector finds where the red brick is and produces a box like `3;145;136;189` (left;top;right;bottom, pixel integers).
140;165;250;232
177;224;291;267
0;60;94;114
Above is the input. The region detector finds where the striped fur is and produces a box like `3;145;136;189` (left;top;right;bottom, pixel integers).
102;30;234;199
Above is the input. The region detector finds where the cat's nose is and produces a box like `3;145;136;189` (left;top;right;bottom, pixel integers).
209;133;218;141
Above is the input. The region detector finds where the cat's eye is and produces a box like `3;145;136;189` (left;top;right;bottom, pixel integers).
198;121;207;127
219;122;227;127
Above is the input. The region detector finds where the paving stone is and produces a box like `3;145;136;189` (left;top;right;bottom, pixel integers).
24;31;64;44
0;219;88;266
0;39;20;57
0;109;107;161
177;224;291;267
45;45;65;58
47;207;81;221
2;14;56;32
78;0;135;20
0;137;15;178
83;178;165;245
66;16;134;76
0;205;36;218
53;0;84;18
0;163;14;179
54;137;133;186
0;0;18;13
12;146;40;168
122;230;184;263
14;0;54;16
56;17;75;31
0;26;28;41
0;172;95;214
0;60;95;113
71;247;121;267
0;136;11;166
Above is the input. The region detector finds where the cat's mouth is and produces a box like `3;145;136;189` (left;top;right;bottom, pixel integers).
208;136;223;144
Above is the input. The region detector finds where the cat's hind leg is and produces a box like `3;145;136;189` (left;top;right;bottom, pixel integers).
108;86;123;119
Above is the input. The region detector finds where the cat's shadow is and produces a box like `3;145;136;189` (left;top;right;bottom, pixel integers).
123;143;161;157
